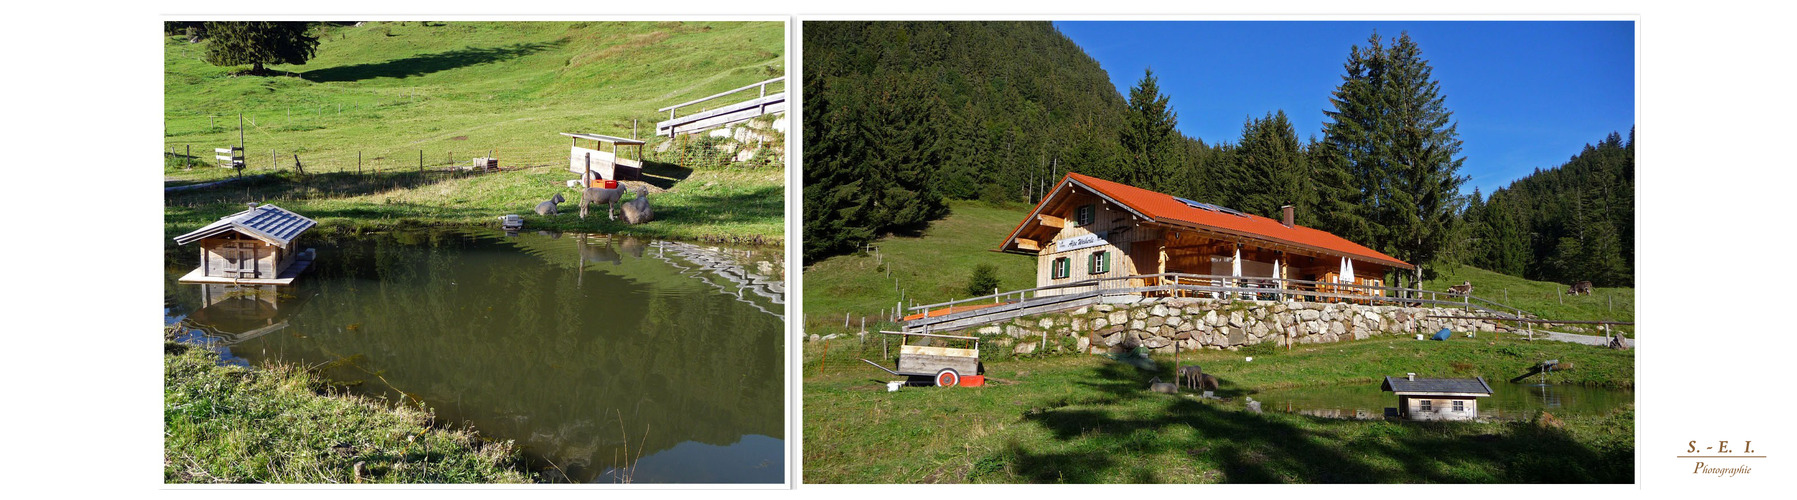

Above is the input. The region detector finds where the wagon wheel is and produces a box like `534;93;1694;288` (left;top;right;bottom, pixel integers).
934;368;961;387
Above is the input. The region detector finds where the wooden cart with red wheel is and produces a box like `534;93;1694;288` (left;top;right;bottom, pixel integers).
860;330;983;387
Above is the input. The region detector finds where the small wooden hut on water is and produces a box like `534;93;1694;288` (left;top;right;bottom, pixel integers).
173;204;316;285
562;132;644;182
999;173;1412;299
1381;375;1494;421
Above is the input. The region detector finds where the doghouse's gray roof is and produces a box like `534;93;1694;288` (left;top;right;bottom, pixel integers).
1381;376;1493;396
174;204;316;246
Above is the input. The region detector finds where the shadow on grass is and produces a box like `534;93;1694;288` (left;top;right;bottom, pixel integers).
639;160;694;191
1006;360;1628;483
649;184;783;227
302;41;561;82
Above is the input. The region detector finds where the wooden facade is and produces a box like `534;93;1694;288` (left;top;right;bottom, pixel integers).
1003;173;1411;298
1382;376;1493;421
196;233;296;280
174;204;316;286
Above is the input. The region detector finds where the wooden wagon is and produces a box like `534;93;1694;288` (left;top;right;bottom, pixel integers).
861;331;983;387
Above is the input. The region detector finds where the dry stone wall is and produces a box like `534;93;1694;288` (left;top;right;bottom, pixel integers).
967;297;1502;355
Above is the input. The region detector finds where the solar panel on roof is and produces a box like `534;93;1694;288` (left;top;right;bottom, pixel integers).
1174;197;1248;217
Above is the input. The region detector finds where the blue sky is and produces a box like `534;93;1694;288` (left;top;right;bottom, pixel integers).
1053;21;1635;198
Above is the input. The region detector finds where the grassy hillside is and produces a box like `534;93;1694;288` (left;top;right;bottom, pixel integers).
1424;265;1634;336
802;202;1634;336
165;21;782;171
802;201;1037;333
164;21;784;243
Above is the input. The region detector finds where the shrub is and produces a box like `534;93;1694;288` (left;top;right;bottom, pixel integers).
966;263;1000;297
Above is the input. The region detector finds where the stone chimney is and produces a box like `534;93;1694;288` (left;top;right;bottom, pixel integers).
1407;373;1416;381
1281;205;1294;227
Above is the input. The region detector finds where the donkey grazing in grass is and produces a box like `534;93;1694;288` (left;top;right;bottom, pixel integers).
1178;365;1219;392
1567;280;1594;295
1446;281;1474;297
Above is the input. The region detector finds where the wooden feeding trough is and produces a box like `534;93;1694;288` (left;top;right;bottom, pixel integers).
561;132;644;182
173;204;316;286
861;331;983;387
1381;374;1493;421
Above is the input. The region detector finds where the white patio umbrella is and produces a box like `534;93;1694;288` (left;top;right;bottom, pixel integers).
1232;247;1243;299
1272;256;1283;299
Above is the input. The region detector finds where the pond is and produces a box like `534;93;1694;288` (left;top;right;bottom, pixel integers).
1249;380;1632;421
164;229;786;484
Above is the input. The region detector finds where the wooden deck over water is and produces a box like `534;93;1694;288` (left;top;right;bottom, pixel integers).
177;258;312;286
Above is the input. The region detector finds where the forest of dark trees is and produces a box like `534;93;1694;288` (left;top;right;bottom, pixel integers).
802;20;1634;287
1463;130;1635;286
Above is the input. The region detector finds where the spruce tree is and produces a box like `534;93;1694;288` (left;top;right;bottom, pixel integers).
202;22;319;74
1120;68;1179;192
1315;33;1386;248
1318;31;1465;287
1481;193;1529;276
1234;111;1313;220
1379;33;1467;286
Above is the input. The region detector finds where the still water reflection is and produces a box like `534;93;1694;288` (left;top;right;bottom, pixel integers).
165;229;785;483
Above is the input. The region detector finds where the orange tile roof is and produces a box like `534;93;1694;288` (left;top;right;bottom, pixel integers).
1002;172;1412;270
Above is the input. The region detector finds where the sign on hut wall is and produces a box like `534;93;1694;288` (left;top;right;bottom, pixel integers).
1055;233;1108;254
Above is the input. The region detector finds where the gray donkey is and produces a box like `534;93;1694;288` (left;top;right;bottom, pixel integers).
534;192;565;216
621;186;653;225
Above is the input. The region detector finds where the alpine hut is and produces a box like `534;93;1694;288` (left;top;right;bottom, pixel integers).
1381;374;1494;421
173;204;316;285
998;173;1413;300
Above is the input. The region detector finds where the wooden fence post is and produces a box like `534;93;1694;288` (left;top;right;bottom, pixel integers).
419;150;424;172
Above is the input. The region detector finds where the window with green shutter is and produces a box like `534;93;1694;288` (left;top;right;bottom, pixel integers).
1076;204;1095;225
1089;250;1109;274
1051;257;1070;279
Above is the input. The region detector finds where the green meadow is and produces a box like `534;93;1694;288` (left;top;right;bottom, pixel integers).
803;334;1634;484
164;21;785;244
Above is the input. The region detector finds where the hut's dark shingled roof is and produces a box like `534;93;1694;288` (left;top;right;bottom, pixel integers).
1381;376;1494;395
173;204;316;246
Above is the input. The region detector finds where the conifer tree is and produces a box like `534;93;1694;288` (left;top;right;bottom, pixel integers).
1318;31;1466;286
1120;68;1180;192
1234;111;1314;221
1315;33;1386;248
202;22;319;74
1379;33;1467;286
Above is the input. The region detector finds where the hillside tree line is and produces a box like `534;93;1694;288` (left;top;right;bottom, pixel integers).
803;21;1632;287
